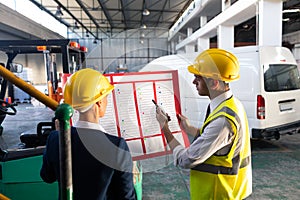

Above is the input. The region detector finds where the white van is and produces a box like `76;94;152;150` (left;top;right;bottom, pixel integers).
140;46;300;140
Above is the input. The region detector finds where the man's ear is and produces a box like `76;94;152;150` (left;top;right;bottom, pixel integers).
206;78;216;86
96;101;101;107
210;79;219;89
96;99;106;108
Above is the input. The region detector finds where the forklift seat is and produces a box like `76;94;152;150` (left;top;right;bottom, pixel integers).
20;122;54;148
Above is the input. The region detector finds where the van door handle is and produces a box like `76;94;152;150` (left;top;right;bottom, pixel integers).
278;99;295;104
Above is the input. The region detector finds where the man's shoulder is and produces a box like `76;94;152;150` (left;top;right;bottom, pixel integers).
47;130;59;141
101;132;129;151
74;127;127;146
103;131;126;143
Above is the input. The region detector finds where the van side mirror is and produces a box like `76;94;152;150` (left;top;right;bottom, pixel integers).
10;63;23;73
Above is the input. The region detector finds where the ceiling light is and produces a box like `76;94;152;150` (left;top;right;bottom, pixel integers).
74;22;80;29
142;9;150;16
93;39;97;44
242;24;249;29
55;6;63;17
140;24;147;29
282;18;290;22
282;9;300;13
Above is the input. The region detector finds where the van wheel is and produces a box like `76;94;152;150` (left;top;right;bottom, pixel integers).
274;132;280;140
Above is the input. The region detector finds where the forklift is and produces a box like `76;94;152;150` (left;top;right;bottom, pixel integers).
0;39;87;199
0;39;87;104
0;39;142;200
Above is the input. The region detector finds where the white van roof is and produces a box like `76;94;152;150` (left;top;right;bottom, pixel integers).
140;53;198;72
227;46;297;65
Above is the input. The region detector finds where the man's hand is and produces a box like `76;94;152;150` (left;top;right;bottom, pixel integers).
156;106;169;129
177;114;199;137
156;106;181;150
176;114;191;132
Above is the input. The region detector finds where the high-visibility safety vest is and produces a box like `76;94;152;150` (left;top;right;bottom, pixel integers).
190;96;252;200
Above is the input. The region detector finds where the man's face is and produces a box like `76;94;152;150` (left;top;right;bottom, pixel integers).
192;75;210;96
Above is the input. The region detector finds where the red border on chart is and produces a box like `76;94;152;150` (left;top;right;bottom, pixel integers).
105;70;189;160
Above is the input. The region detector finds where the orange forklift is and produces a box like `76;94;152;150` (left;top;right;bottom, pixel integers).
0;39;87;104
0;39;142;200
0;39;87;200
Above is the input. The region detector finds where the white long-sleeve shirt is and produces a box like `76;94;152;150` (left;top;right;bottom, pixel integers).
74;120;106;132
173;90;235;168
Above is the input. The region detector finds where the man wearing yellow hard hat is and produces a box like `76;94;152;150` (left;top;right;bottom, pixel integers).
41;68;136;199
156;49;252;199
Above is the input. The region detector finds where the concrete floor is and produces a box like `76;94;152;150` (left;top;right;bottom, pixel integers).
0;103;54;149
1;103;300;200
141;133;300;200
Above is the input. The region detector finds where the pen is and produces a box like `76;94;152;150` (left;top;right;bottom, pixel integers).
152;99;171;121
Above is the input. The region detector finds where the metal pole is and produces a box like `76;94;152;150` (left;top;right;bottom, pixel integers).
0;65;58;110
55;104;73;200
0;64;73;199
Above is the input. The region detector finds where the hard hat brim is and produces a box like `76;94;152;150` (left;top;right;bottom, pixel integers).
188;64;240;82
188;64;201;75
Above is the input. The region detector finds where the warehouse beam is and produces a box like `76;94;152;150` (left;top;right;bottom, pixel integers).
175;0;257;50
258;0;282;46
0;3;64;40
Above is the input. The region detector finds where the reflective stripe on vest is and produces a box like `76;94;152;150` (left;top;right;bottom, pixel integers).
190;97;252;200
192;97;250;175
192;155;251;175
200;106;240;138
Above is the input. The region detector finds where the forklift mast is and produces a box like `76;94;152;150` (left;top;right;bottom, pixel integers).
0;39;88;102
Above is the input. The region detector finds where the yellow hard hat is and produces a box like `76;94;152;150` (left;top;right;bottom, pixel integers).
63;68;114;110
188;48;240;82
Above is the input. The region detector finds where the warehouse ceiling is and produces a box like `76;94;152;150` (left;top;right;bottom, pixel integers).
29;0;193;39
283;0;300;34
29;0;300;40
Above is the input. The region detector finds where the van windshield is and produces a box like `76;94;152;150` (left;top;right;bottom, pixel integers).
264;64;300;92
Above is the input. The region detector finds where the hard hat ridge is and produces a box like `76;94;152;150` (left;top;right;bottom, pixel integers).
188;48;240;82
63;68;114;111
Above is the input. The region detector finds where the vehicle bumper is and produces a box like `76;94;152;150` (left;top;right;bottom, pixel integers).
252;120;300;140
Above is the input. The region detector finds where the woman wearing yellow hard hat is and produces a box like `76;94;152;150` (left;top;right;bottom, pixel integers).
155;48;252;200
41;68;136;200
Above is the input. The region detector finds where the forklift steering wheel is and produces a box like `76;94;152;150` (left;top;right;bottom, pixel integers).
0;100;17;115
